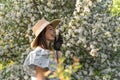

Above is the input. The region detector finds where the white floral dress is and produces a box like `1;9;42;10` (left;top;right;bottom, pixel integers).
23;47;59;80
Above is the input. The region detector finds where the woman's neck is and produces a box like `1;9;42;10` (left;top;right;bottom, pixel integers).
46;40;50;47
46;40;51;50
39;40;51;50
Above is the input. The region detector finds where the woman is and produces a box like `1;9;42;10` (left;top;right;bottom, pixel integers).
23;18;63;80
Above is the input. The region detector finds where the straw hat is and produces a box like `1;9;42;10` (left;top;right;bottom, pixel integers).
31;18;61;49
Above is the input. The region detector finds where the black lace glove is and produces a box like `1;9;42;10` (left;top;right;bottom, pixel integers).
53;33;63;51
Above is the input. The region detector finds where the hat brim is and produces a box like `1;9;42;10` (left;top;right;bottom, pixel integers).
31;19;61;49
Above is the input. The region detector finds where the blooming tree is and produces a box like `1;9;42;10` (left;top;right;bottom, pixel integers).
62;0;120;80
0;0;120;80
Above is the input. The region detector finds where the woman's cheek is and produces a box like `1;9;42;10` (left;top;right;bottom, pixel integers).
48;34;54;40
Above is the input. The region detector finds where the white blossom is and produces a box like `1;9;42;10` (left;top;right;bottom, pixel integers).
0;3;4;10
104;31;112;37
90;49;99;57
84;6;90;13
65;50;71;56
30;17;35;22
101;53;107;63
90;44;95;49
88;0;92;6
16;12;21;17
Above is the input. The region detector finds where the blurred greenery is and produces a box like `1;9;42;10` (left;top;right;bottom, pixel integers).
0;64;2;70
0;60;14;70
111;0;120;15
49;56;82;80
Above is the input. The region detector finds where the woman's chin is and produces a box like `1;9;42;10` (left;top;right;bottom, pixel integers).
49;38;55;41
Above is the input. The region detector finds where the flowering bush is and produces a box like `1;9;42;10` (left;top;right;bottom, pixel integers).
0;0;120;80
61;0;120;79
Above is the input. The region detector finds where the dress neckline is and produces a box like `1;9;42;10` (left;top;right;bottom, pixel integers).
36;46;50;52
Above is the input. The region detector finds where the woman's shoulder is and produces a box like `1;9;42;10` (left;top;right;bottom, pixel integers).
30;47;50;56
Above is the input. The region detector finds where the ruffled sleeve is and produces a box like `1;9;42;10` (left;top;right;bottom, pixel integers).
23;47;51;77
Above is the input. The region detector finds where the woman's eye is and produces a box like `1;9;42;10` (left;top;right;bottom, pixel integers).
49;28;53;30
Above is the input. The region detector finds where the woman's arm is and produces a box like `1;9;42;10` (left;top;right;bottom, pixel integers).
35;66;46;80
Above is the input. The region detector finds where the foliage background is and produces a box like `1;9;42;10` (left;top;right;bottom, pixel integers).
0;0;120;80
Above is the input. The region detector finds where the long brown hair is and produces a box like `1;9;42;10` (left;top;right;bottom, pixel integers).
37;27;52;50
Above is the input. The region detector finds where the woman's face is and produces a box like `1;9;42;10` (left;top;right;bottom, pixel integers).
45;25;56;41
